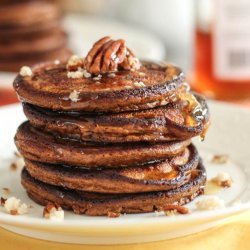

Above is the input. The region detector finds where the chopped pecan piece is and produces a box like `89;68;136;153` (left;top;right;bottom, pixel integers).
211;154;229;164
43;202;64;220
162;204;191;215
0;197;7;206
107;211;121;218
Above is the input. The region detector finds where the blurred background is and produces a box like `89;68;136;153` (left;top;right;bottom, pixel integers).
0;0;249;106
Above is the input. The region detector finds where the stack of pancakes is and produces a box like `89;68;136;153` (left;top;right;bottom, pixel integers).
14;38;210;216
0;0;71;72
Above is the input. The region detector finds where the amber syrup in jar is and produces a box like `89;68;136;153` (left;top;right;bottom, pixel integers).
193;0;250;101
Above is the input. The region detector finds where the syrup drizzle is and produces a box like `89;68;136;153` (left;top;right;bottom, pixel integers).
178;90;209;140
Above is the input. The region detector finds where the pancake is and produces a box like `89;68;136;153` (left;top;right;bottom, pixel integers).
0;1;61;38
24;144;199;193
0;20;60;42
0;30;68;58
0;48;72;72
21;160;206;216
23;93;210;143
15;121;191;168
13;61;186;112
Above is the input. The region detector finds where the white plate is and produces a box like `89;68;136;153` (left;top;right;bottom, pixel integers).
0;102;250;245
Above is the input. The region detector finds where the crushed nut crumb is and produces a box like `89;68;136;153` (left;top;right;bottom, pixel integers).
2;188;10;194
108;73;116;78
43;203;64;221
67;70;84;79
3;197;28;215
138;72;146;77
195;196;225;210
210;172;233;188
134;81;145;87
124;85;133;89
68;55;81;64
66;55;84;71
172;75;178;80
128;57;140;70
165;210;177;216
0;197;6;206
93;75;102;81
211;154;229;164
107;211;120;218
69;90;80;102
19;66;32;77
10;163;17;171
54;60;60;65
162;204;191;215
10;152;25;170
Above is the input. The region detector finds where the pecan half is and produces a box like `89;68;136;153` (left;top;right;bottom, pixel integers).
84;36;141;74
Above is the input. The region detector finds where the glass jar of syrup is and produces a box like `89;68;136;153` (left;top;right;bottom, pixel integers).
193;0;250;101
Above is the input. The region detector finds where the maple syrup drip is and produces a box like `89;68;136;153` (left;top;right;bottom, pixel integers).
199;120;211;141
178;90;209;140
204;180;222;195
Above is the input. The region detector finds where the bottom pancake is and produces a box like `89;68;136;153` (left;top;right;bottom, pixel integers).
21;161;206;216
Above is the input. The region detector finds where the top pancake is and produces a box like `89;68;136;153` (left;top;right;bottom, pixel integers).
14;61;185;112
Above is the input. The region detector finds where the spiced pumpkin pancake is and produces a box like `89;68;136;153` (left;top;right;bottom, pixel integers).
14;37;187;112
0;30;68;58
0;1;61;38
23;93;209;143
24;144;199;193
15;121;191;168
0;47;71;72
21;160;206;216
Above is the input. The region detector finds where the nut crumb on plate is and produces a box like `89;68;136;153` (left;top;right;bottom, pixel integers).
2;187;10;194
195;196;225;210
107;211;120;218
0;197;7;206
162;204;191;215
43;203;64;221
10;152;25;170
211;154;229;164
10;162;17;171
210;172;233;188
3;197;28;215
